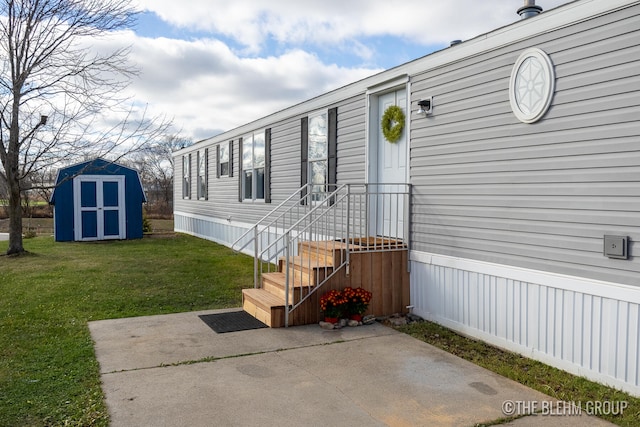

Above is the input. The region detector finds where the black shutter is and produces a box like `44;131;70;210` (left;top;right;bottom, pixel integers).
187;153;191;199
228;141;234;177
328;107;337;189
238;137;243;202
216;145;220;179
264;128;271;204
204;148;209;200
300;117;308;203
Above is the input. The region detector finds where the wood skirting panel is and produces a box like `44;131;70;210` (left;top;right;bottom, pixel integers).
290;249;410;325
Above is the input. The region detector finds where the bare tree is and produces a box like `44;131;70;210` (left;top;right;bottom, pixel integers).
129;134;192;218
0;0;168;255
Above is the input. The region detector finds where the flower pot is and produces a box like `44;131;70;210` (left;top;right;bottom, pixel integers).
324;317;339;324
349;314;363;322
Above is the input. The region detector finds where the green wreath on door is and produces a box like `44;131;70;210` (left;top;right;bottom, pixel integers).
381;105;405;143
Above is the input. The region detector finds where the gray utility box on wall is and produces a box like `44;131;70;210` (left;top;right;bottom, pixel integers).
604;235;628;260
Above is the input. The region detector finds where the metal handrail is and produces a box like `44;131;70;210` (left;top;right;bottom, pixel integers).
257;185;348;258
252;185;346;295
281;189;351;326
276;183;411;326
231;183;312;254
237;182;411;327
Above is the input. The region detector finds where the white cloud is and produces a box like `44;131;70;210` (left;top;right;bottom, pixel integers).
134;0;572;52
121;0;573;140
122;33;380;140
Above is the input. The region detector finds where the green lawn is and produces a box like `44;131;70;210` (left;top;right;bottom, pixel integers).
0;234;254;426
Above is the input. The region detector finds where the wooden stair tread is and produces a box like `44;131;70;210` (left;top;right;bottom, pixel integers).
262;272;317;289
242;288;285;307
261;272;286;285
300;240;350;251
285;256;332;268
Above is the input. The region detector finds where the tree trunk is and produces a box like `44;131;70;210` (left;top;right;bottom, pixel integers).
6;178;24;255
6;89;24;255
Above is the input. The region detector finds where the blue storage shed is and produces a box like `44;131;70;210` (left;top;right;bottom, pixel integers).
50;158;146;242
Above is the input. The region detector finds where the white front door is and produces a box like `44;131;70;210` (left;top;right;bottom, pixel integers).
73;176;126;241
373;89;408;239
378;90;408;185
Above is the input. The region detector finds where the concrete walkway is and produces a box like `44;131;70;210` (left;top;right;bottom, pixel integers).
0;233;8;241
89;308;615;427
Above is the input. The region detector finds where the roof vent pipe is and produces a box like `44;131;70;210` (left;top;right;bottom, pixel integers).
450;40;462;47
517;0;543;19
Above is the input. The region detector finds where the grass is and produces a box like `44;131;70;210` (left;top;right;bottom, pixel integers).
2;227;639;426
0;233;254;427
397;321;640;426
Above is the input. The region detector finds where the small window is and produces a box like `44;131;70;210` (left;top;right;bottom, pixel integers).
197;149;207;200
219;144;229;176
509;48;555;124
182;154;191;199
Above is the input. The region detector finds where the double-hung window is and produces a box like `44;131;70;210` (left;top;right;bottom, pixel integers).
308;111;328;201
242;131;265;201
216;141;233;178
301;108;335;203
219;144;229;176
182;154;191;199
197;149;208;200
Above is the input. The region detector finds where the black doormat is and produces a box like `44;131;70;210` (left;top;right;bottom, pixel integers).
198;311;268;334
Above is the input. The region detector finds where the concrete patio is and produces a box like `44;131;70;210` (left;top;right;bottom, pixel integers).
89;308;615;426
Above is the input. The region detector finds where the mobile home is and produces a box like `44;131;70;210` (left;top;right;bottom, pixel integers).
174;0;640;395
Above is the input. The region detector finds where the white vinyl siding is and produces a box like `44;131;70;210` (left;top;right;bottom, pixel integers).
410;253;640;396
409;4;640;286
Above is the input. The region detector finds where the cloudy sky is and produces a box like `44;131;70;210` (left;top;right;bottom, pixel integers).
124;0;574;142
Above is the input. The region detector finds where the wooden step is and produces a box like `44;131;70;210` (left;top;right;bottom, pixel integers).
280;256;333;286
262;272;316;301
298;240;347;266
261;272;288;299
242;288;286;328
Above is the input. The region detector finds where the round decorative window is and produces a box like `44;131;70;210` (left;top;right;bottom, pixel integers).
509;48;555;123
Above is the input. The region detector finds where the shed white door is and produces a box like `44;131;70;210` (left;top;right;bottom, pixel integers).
374;89;408;239
73;176;126;241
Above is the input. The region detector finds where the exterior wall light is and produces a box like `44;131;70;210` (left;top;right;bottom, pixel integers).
416;97;433;116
